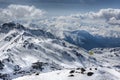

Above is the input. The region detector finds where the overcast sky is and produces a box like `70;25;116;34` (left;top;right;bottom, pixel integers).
0;0;119;5
0;0;120;15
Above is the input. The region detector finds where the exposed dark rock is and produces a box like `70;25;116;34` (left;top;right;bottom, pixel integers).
35;73;39;75
14;65;21;71
0;73;10;80
0;60;4;70
89;68;92;70
95;68;97;70
76;68;81;70
69;70;75;73
32;62;44;71
4;36;12;41
81;68;86;74
68;74;74;77
87;72;94;76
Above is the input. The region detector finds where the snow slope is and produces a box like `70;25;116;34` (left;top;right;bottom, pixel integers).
0;22;120;80
91;47;120;72
14;67;120;80
0;22;91;79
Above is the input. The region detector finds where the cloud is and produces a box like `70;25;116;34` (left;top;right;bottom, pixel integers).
67;8;120;25
0;4;46;23
1;5;120;24
87;8;120;20
36;8;120;31
87;8;120;25
108;17;120;25
0;5;120;38
36;8;120;38
1;5;120;27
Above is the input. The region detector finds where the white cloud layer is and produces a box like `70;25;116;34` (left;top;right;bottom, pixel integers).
0;5;120;38
45;8;120;31
79;8;120;25
0;4;45;23
0;5;120;26
87;8;120;19
36;8;120;38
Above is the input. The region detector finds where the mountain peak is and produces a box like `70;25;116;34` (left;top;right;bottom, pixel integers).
0;22;25;33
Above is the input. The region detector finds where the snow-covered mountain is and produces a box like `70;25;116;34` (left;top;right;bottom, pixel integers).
64;30;120;50
0;22;90;79
0;22;120;80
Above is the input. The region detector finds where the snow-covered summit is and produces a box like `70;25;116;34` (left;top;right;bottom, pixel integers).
0;22;91;79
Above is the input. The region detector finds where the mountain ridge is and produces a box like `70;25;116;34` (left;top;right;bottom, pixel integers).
0;22;120;80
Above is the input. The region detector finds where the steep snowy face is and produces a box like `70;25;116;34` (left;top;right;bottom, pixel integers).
0;22;92;79
64;30;120;50
91;47;120;72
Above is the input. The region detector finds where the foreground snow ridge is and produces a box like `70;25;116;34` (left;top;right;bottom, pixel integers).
14;67;120;80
